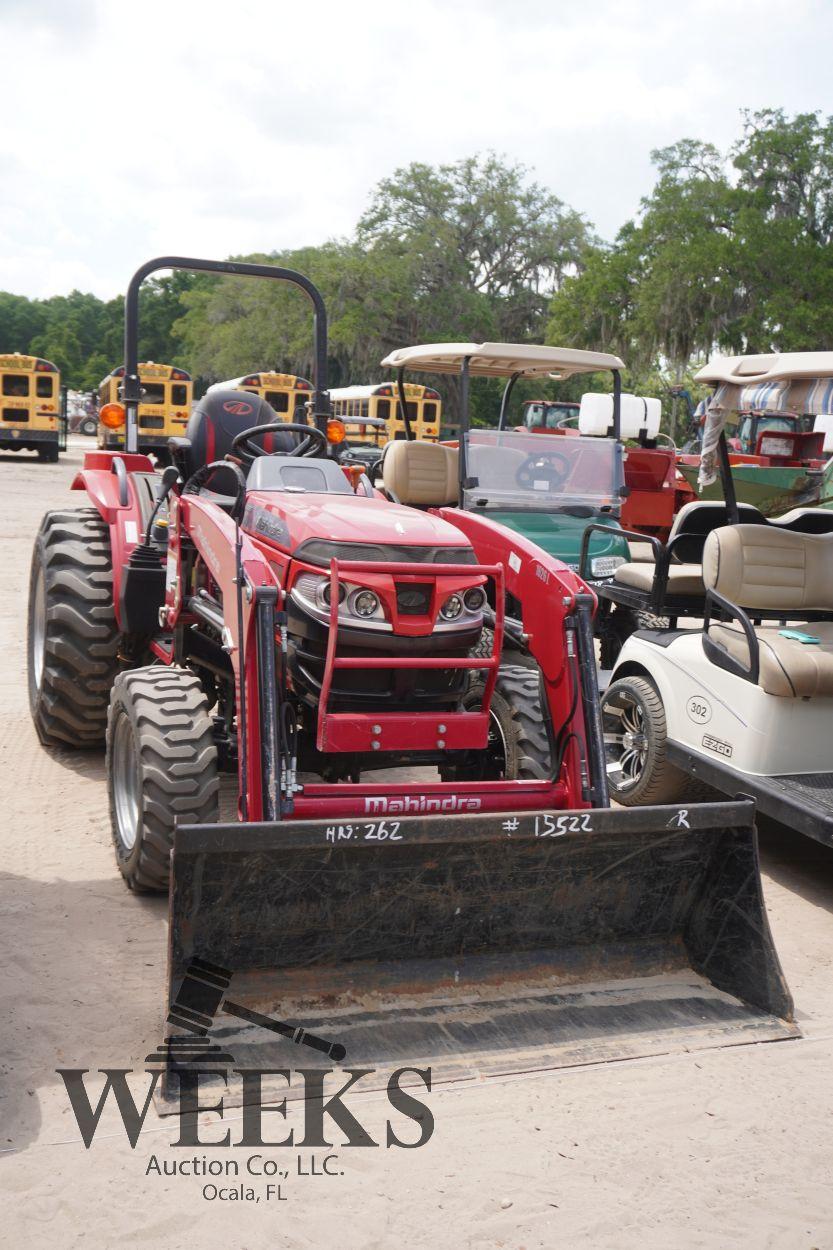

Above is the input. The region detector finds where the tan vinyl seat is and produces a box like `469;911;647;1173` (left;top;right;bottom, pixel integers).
709;622;833;697
703;525;833;696
382;440;459;506
613;562;705;596
703;524;833;613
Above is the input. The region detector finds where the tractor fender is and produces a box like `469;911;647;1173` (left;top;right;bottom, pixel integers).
71;454;155;632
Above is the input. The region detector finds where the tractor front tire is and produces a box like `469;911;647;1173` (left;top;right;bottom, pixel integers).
598;607;670;669
442;663;553;781
107;668;219;892
28;507;121;748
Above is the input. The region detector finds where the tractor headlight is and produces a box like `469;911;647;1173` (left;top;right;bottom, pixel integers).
319;581;346;608
291;574;388;629
463;586;486;612
440;594;464;621
590;555;627;578
351;589;381;618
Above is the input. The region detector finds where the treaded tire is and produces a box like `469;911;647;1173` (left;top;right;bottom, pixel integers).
106;667;219;892
470;626;539;670
602;675;690;805
442;663;553;781
27;507;121;747
598;608;670;669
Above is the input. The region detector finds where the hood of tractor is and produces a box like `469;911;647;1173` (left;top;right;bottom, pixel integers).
244;491;473;555
485;509;629;571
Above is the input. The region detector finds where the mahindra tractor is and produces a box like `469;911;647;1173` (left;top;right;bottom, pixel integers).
26;260;795;1106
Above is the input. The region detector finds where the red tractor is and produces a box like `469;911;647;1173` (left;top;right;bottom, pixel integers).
26;257;793;1097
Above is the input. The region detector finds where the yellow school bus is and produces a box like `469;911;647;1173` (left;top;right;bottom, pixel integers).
329;382;441;444
97;362;192;459
206;371;313;419
0;353;65;461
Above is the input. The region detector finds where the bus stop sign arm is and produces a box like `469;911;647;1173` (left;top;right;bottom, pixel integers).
122;256;331;455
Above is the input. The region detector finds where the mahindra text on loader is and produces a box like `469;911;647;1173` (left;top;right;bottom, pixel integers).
604;352;833;847
26;260;796;1109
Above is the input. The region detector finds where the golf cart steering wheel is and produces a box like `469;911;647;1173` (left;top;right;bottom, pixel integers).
231;421;328;464
515;449;571;492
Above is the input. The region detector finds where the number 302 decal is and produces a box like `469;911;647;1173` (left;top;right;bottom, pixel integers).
534;812;593;838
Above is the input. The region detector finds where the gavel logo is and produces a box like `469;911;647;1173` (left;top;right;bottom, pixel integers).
148;957;346;1068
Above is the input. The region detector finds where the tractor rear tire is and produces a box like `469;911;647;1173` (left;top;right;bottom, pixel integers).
28;507;121;748
107;667;219;892
442;663;553;781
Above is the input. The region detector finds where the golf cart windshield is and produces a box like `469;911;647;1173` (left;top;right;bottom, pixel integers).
463;429;622;511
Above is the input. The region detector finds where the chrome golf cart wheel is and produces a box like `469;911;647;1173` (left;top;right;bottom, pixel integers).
604;686;648;792
602;675;690;806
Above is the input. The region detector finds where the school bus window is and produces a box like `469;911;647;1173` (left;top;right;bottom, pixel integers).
3;375;28;396
171;384;188;406
377;399;390;421
394;430;406;440
423;402;437;422
36;375;54;398
266;391;289;412
141;382;166;404
406;401;418;422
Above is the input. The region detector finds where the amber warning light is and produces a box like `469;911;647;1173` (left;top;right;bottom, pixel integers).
100;402;126;429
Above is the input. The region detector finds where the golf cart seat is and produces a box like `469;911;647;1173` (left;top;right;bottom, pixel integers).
382;439;459;505
169;389;297;481
613;561;705;596
600;500;769;617
768;506;833;535
703;524;833;697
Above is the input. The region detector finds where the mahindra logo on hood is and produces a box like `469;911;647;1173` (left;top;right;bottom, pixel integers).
223;400;253;416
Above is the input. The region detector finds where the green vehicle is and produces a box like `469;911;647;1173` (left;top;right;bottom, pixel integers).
374;342;635;584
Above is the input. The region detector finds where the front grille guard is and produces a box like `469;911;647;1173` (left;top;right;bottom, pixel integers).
316;558;505;754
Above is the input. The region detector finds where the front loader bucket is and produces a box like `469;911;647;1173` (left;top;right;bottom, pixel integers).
156;800;796;1111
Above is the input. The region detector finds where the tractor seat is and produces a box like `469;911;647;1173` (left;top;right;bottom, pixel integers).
613;562;705;596
382;439;459;506
169;389;298;481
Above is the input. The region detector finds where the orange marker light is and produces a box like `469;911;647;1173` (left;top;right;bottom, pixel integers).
326;418;346;444
99;402;126;429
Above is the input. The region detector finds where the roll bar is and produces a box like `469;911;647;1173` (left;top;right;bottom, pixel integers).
122;256;331;454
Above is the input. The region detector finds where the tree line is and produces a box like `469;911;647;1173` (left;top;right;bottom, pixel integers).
3;110;832;425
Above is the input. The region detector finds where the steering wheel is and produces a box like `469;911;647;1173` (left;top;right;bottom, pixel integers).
231;421;328;464
515;449;571;491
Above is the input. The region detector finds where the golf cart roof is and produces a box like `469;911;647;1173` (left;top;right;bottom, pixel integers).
696;353;833;384
380;343;625;379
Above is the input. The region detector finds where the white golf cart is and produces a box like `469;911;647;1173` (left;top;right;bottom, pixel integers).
603;352;833;844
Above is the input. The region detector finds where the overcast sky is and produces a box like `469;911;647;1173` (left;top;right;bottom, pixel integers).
2;0;832;299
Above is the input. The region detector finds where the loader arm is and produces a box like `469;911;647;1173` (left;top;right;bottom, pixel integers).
171;494;284;821
438;507;606;804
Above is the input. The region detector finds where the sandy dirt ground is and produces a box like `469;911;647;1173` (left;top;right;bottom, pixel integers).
2;439;833;1249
